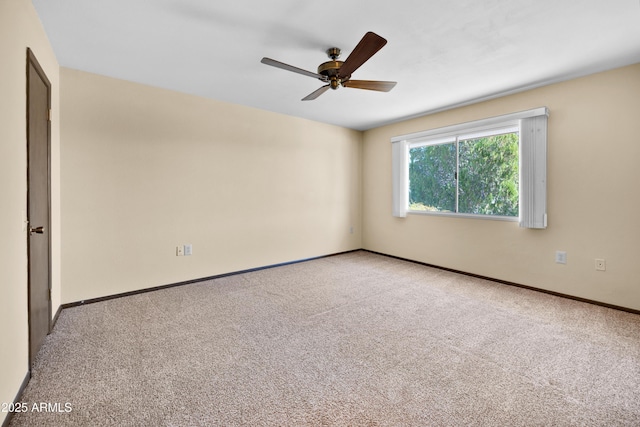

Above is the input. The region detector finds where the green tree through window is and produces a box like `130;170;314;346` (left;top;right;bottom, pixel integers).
409;131;519;217
409;143;456;212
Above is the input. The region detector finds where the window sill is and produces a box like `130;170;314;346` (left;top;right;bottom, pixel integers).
407;210;519;222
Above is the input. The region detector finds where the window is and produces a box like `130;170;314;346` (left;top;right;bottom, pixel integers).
409;126;519;217
392;108;548;228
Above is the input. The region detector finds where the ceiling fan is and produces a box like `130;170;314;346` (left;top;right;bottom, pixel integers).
261;31;397;101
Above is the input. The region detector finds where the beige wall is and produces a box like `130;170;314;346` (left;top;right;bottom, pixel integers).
0;0;61;424
60;68;362;303
362;63;640;311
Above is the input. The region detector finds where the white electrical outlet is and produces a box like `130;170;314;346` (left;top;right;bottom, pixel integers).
595;259;606;271
176;245;184;256
184;244;192;256
555;251;567;264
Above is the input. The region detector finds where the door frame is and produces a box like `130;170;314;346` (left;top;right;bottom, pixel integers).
26;47;52;368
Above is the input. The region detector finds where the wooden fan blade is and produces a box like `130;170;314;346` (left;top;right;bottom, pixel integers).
338;32;387;79
302;85;330;101
342;80;397;92
261;57;325;80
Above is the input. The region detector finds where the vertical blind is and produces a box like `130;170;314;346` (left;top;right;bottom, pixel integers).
519;114;548;228
391;140;408;218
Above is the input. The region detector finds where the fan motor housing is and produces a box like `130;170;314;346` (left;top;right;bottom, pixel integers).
318;60;343;77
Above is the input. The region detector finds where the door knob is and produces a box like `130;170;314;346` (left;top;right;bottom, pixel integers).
29;226;45;234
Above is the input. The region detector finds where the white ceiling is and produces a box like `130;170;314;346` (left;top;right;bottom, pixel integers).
33;0;640;131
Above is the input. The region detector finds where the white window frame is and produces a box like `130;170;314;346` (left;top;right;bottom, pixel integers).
408;125;520;220
392;107;548;228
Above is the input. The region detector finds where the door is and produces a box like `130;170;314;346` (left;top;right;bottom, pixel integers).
26;48;52;368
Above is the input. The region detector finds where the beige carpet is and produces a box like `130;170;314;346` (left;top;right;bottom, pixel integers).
9;251;640;426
